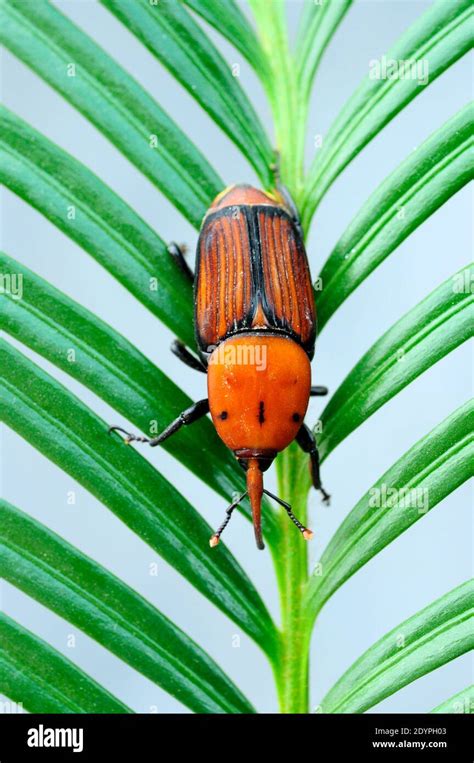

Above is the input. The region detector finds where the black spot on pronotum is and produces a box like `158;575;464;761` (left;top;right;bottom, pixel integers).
292;412;301;422
218;410;228;420
258;401;265;424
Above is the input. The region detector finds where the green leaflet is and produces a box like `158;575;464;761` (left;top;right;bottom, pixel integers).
0;107;195;348
320;581;474;713
0;612;131;714
292;0;352;205
316;105;474;330
431;685;474;714
0;0;222;228
182;0;269;83
302;0;472;229
0;502;254;714
101;0;274;186
248;0;300;193
304;401;474;622
0;341;279;659
296;0;352;106
317;265;473;461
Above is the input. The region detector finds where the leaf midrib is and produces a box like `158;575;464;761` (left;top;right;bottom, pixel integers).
0;653;85;713
297;0;330;84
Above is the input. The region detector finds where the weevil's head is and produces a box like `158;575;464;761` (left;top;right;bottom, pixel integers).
207;333;311;548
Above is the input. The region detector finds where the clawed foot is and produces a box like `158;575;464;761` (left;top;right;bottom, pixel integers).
319;487;331;505
108;426;150;445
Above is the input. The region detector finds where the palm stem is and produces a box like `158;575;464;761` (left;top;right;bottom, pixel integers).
273;443;312;713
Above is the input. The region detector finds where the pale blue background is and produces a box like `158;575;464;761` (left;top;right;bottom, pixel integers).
1;0;472;713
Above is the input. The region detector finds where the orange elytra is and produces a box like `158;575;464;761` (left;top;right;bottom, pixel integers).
110;183;330;550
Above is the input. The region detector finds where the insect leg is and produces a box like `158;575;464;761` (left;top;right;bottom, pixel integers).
171;339;207;373
270;153;304;234
109;399;209;447
275;182;304;240
168;242;194;283
310;385;328;397
209;492;247;548
295;423;331;504
263;489;313;541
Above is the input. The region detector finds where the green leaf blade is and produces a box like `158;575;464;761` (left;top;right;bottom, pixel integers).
0;108;195;347
316;106;474;330
296;0;352;106
318;266;473;462
320;581;474;713
0;612;132;714
305;401;474;620
431;685;474;714
0;502;255;714
302;0;472;228
1;0;222;227
182;0;270;83
0;342;279;660
101;0;274;186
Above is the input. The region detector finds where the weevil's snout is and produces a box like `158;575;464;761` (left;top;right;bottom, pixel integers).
245;458;265;550
236;452;275;551
239;453;314;546
208;453;273;550
209;453;314;550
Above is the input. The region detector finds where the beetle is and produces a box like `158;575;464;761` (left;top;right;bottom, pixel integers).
110;183;330;550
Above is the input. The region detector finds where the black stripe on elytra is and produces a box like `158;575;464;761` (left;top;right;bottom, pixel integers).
244;206;263;312
258;400;265;425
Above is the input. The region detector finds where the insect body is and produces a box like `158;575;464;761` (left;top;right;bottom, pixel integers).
110;184;330;550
